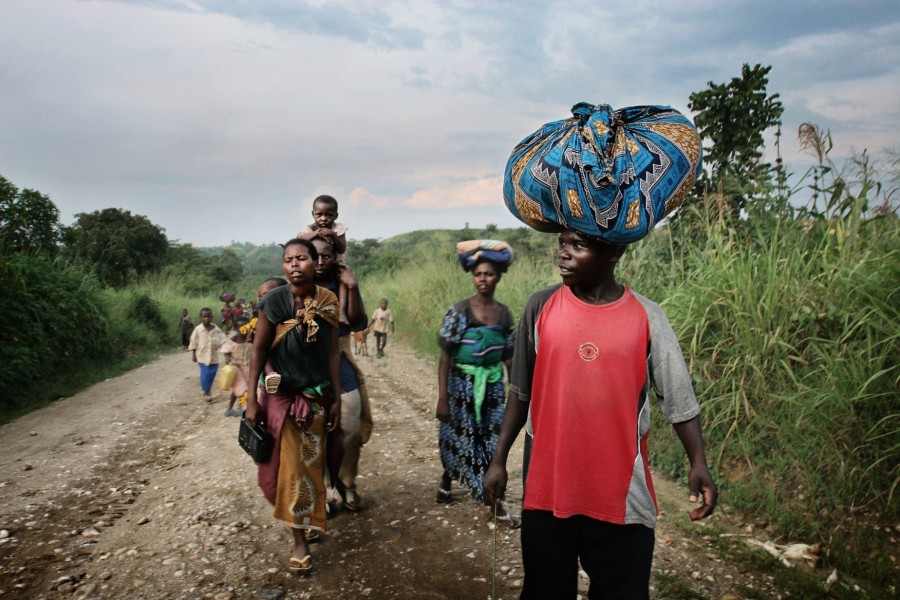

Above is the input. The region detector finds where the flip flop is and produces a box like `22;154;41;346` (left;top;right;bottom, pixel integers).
264;373;281;393
498;513;522;529
305;529;321;543
342;489;362;512
435;487;452;504
289;554;312;575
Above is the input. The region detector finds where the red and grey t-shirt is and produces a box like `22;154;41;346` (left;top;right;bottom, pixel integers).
510;284;700;528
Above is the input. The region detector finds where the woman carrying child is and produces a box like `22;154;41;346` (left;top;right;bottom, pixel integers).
244;238;342;575
435;240;518;525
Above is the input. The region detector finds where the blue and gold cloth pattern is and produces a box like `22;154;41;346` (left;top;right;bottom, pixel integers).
503;103;702;244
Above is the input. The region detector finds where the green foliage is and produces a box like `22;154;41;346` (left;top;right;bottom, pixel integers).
63;208;169;287
0;175;62;255
0;247;220;420
640;141;898;592
688;64;784;219
346;226;554;282
128;292;166;340
357;228;557;359
157;243;248;296
236;243;283;279
207;247;244;285
346;238;407;278
0;250;111;412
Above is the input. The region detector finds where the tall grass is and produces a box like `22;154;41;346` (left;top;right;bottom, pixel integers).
362;242;557;359
645;210;898;587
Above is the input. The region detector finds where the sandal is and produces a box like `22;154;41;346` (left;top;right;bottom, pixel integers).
334;480;362;512
436;487;452;504
304;529;321;543
498;513;522;529
343;489;362;512
264;373;281;393
289;554;312;575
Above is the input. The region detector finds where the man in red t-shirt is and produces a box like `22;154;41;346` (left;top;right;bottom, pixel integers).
484;229;717;599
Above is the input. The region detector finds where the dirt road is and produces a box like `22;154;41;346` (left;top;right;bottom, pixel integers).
0;345;782;599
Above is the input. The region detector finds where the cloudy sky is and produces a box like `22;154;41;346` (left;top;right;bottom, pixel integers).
1;0;898;247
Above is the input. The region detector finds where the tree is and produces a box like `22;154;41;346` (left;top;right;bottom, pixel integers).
0;175;62;254
688;64;784;219
208;248;243;287
63;208;169;287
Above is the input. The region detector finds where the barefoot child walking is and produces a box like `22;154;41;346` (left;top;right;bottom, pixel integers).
188;308;226;402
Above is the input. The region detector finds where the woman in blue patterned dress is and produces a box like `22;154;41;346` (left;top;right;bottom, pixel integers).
435;242;517;523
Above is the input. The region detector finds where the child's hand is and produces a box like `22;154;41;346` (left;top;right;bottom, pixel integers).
327;401;341;432
316;228;335;243
337;264;358;289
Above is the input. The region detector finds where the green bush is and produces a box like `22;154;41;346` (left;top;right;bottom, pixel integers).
129;292;166;339
0;250;111;412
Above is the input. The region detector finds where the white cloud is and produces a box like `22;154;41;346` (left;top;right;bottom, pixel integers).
0;0;898;247
406;177;503;209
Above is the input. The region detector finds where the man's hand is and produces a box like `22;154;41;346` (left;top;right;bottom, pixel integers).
687;464;718;521
483;463;508;506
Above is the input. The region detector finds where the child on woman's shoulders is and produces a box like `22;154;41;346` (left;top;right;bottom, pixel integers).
297;194;351;325
298;194;347;260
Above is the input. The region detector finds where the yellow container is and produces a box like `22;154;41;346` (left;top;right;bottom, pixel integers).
218;364;237;391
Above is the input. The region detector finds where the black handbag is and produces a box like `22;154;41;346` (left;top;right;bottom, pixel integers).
238;412;274;463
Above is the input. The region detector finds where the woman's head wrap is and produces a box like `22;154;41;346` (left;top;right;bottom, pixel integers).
456;239;514;273
503;103;702;244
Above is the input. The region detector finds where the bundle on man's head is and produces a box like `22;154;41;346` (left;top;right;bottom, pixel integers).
456;239;514;273
502;102;702;245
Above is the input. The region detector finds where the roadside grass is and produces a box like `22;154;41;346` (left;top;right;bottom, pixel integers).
656;491;875;600
362;242;557;359
652;212;897;593
1;258;222;424
653;572;711;600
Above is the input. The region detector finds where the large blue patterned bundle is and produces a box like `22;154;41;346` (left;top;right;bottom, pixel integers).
503;102;702;244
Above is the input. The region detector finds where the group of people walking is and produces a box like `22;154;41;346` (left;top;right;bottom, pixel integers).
183;232;718;595
182;98;721;598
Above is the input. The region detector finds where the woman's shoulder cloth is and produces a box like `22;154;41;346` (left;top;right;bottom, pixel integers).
315;285;338;304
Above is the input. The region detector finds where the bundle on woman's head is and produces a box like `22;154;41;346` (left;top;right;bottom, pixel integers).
502;102;702;245
456;239;514;273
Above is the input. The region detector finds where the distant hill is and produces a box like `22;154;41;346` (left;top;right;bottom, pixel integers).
209;226;557;280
